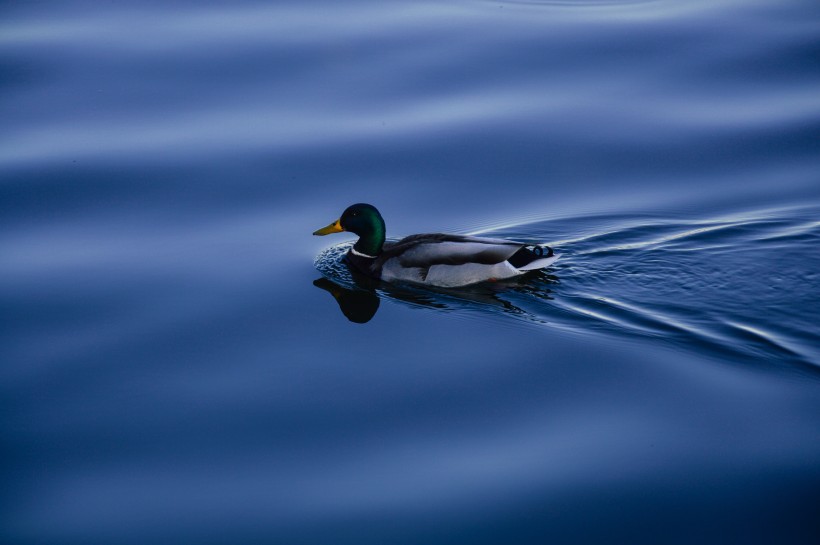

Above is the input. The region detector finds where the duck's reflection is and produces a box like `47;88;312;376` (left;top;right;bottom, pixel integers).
314;259;559;324
313;278;380;323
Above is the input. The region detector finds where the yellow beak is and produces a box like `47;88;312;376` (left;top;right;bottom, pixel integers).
313;219;344;236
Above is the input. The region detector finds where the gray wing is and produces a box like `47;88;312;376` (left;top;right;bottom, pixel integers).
377;234;525;269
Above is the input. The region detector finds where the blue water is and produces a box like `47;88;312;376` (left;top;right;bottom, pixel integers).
2;1;820;543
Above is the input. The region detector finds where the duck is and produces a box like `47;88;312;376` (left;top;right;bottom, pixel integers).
313;203;559;288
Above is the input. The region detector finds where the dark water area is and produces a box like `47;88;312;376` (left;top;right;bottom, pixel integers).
2;1;820;544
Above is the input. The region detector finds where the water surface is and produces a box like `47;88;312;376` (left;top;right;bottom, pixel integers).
2;1;820;543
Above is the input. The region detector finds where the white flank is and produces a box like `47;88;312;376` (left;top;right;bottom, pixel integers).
425;261;521;287
380;245;559;288
381;259;522;288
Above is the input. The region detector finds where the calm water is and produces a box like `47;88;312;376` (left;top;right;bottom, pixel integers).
2;1;820;543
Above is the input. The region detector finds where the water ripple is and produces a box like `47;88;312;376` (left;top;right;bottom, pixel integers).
315;204;820;375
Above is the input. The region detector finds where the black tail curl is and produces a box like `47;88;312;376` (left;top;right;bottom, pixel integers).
508;244;554;268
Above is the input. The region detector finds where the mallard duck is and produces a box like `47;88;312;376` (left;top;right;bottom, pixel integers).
313;203;559;288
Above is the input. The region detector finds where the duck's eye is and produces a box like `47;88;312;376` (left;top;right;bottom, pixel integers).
351;211;359;217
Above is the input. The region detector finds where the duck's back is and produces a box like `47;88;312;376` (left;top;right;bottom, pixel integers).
382;234;523;267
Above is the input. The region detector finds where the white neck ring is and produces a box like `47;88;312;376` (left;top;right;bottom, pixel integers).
350;247;377;259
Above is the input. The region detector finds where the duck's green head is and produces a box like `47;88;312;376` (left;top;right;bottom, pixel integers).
313;203;386;257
